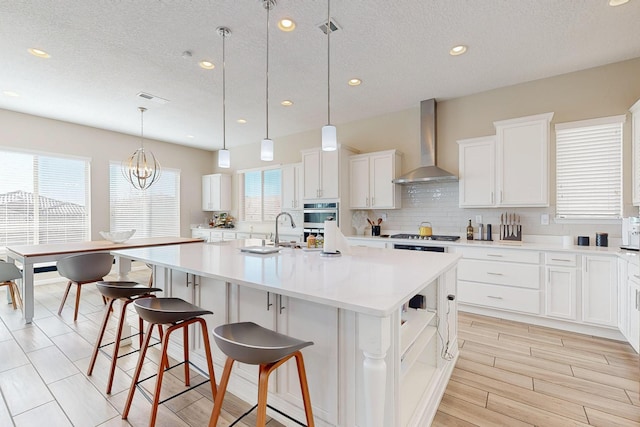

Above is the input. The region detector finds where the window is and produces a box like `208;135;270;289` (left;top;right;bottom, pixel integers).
238;167;281;222
555;115;625;220
109;162;180;237
0;148;90;251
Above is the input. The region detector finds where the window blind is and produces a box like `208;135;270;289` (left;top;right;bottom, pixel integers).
109;162;180;237
0;148;90;250
239;167;281;222
555;116;624;219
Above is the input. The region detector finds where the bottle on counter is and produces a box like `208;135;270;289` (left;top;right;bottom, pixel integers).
307;234;316;248
316;234;324;249
466;219;474;240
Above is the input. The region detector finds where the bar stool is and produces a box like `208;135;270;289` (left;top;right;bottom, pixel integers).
0;261;23;310
122;297;217;427
208;322;314;427
87;281;162;394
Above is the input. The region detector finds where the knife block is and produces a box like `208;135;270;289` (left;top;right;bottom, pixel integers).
500;224;522;242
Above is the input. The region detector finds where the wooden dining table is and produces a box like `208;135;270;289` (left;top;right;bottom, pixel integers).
5;237;202;323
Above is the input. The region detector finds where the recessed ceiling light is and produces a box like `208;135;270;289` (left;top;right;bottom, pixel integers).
449;45;467;56
281;100;293;106
186;134;194;139
348;78;362;86
28;48;50;58
237;119;247;124
278;18;296;32
199;60;215;70
2;90;20;97
609;0;629;5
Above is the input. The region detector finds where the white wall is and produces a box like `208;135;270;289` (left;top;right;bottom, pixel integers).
218;57;640;240
0;109;214;238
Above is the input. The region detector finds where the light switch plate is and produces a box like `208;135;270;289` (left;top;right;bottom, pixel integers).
541;213;549;225
475;215;482;224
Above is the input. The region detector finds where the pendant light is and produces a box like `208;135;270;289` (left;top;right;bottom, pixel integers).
217;26;231;168
260;0;275;161
122;107;161;190
322;0;337;151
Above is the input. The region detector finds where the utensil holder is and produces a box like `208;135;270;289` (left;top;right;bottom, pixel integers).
371;225;381;236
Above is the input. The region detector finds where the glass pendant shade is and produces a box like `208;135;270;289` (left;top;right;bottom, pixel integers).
218;149;231;168
261;138;274;161
322;124;337;151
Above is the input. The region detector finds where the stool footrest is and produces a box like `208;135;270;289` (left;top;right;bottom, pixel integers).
229;403;308;427
134;360;213;406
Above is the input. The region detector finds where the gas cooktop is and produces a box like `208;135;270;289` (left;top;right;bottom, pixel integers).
389;234;460;241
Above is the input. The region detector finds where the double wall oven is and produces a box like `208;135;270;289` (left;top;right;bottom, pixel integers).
303;202;338;240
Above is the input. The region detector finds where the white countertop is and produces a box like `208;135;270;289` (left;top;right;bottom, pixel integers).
111;239;460;317
346;234;632;256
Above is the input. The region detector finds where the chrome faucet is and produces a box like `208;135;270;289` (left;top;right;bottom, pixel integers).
274;212;296;246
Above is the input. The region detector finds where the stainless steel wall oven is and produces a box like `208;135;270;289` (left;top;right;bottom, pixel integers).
303;202;338;239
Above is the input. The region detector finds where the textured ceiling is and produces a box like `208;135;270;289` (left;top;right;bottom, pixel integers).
1;0;639;151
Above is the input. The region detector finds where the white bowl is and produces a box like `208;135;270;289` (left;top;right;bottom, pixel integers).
100;229;136;243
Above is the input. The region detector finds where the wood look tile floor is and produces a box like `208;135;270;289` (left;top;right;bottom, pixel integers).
0;266;284;427
1;268;638;426
433;312;640;427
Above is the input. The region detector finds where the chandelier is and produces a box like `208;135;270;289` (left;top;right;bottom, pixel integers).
122;107;161;190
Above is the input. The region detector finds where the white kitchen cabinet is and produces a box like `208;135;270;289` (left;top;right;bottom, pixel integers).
457;136;495;207
349;150;402;209
191;228;211;242
202;173;231;211
631;99;640;206
582;255;617;327
457;113;553;208
621;259;640;352
193;276;229;365
230;284;339;424
302;146;356;201
494;112;553;206
545;253;578;320
281;162;303;210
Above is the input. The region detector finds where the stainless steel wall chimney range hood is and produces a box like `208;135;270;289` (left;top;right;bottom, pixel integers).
392;98;458;184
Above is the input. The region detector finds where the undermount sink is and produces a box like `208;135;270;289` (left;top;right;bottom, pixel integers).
240;246;282;255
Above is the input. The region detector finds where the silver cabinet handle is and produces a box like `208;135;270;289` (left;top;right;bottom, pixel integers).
500;190;503;203
634;274;640;279
491;192;494;204
372;197;375;206
636;289;639;311
551;258;571;262
487;295;503;300
487;254;503;258
279;294;286;314
267;292;273;311
487;272;503;276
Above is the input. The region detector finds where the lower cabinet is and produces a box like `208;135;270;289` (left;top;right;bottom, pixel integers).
582;255;617;327
620;259;640;352
545;253;578;320
230;284;339;425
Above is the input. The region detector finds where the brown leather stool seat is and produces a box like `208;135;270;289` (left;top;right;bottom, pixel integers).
209;321;314;427
87;281;162;394
123;297;217;427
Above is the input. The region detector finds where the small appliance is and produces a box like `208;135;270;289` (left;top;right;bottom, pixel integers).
622;217;640;250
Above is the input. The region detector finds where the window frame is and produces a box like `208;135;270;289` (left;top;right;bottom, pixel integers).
554;115;625;223
237;165;282;223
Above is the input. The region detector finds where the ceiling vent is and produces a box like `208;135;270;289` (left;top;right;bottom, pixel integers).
318;18;340;35
136;92;170;105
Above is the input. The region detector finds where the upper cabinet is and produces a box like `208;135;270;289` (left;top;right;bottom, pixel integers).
631;99;640;206
458;112;554;208
202;173;231;211
281;163;303;210
302;146;356;201
349;150;402;209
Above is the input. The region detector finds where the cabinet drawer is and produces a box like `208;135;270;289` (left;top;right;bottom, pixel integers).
458;259;540;289
545;252;577;267
458;247;540;264
459;281;541;314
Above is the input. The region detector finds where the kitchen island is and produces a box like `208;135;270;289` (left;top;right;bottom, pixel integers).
111;240;460;427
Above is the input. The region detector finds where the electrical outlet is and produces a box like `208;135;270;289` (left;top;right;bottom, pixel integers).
381;213;387;221
475;215;482;224
541;213;549;225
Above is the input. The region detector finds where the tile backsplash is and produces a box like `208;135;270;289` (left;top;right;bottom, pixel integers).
354;181;630;240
